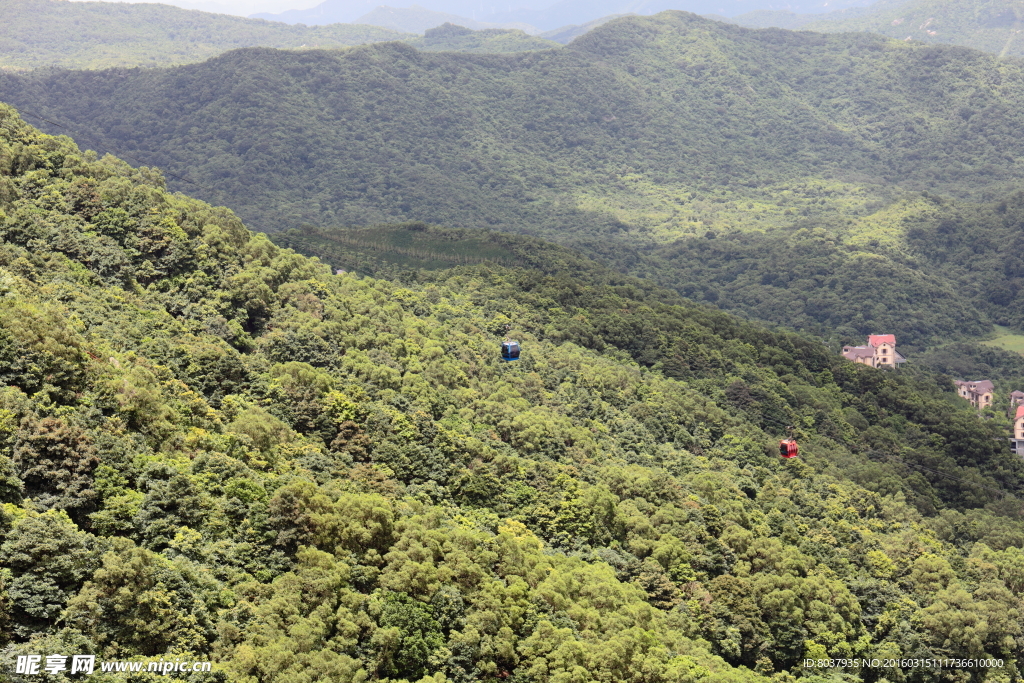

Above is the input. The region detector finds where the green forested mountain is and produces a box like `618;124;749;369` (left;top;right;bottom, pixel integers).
0;0;412;70
4;11;1024;245
5;103;1024;680
6;10;1024;348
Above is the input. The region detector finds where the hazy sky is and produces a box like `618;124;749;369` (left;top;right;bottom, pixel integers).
69;0;320;16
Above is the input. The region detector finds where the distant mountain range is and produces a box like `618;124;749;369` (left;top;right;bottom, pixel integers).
350;4;539;33
252;0;876;31
3;0;1019;70
254;0;627;34
0;0;410;69
8;10;1024;251
0;0;564;70
247;0;1024;55
722;0;1024;58
410;21;558;48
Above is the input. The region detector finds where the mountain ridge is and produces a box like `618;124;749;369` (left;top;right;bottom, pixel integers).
0;0;412;70
6;12;1024;254
724;0;1024;58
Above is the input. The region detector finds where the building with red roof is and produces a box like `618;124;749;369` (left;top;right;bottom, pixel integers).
867;334;896;347
841;335;906;368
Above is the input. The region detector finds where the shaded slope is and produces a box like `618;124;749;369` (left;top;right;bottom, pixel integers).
628;187;1024;350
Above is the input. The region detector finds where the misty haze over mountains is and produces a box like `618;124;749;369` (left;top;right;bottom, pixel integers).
251;0;877;31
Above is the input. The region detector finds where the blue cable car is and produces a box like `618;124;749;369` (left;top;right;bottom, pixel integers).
501;340;521;362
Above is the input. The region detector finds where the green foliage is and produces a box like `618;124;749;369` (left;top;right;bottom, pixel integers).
4;103;1024;682
65;537;215;656
0;510;98;638
7;10;1024;247
12;415;99;522
374;591;446;680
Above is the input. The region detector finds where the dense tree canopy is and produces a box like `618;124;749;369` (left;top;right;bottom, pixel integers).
3;104;1024;682
6;11;1024;243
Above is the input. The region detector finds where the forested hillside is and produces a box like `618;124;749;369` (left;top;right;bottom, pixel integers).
10;9;1024;353
0;0;412;70
273;186;1024;350
5;11;1024;245
5;103;1024;680
273;218;1000;353
636;189;1024;346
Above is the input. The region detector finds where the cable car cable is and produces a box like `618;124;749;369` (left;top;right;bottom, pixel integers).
8;108;1017;495
756;412;1017;496
869;450;1012;498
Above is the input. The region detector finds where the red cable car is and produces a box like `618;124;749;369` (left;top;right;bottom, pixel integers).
779;438;799;458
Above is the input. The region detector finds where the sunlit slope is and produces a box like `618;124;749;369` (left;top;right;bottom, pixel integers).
5;103;1024;680
4;11;1024;244
0;0;413;70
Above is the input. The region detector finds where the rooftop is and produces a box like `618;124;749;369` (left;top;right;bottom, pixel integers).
867;334;896;346
956;379;995;393
842;345;875;360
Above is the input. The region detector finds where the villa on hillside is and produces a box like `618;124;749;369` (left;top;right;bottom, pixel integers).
1011;390;1024;414
1011;405;1024;455
954;380;994;409
841;334;907;368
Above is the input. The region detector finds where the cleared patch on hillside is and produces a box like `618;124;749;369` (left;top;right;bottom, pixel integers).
982;325;1024;355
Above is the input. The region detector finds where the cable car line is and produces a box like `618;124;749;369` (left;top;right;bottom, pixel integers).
871;452;1011;498
756;413;1015;495
499;321;521;362
500;339;521;362
15;102;1013;494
